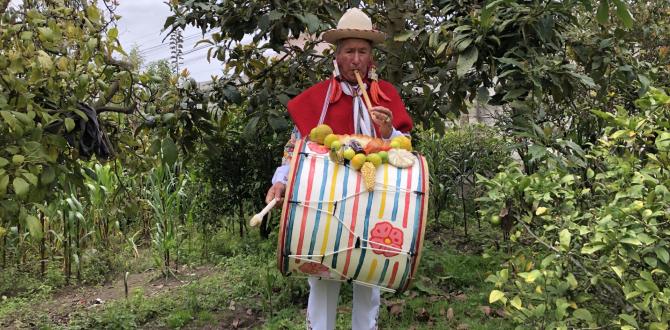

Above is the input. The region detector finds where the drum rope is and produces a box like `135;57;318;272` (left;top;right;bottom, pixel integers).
287;256;398;293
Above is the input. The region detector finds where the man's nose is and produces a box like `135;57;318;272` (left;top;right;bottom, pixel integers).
352;52;361;65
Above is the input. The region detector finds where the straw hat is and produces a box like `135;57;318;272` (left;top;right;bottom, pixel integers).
322;8;386;45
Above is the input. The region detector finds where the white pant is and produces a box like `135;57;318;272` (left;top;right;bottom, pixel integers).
306;277;380;330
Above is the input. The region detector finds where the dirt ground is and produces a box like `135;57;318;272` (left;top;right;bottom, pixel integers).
2;265;216;329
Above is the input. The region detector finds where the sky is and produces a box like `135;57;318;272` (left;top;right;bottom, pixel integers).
113;1;221;82
7;0;223;82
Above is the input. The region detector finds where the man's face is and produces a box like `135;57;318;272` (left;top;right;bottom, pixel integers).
336;38;373;83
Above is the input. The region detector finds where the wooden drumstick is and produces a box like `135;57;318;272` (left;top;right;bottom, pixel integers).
250;198;278;227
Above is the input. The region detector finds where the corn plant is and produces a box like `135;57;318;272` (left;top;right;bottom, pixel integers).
83;163;120;249
145;164;186;276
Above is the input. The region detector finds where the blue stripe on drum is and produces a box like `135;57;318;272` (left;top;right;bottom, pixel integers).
401;158;424;289
391;167;401;221
378;259;390;286
284;141;307;272
308;159;329;259
353;190;374;279
331;165;350;269
398;256;412;290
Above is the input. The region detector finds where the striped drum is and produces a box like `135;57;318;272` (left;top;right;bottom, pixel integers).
277;138;429;293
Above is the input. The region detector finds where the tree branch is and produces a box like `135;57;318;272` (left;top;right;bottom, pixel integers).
96;103;136;114
95;81;120;108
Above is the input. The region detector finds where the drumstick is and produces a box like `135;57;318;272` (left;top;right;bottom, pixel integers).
250;198;278;227
353;70;375;116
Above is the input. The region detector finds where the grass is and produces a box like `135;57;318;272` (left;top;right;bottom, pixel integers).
0;226;515;329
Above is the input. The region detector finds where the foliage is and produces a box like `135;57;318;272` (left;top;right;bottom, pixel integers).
478;89;670;329
198;107;286;238
416;124;510;234
146;164;188;276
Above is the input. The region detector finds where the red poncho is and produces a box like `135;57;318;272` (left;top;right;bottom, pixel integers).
287;79;413;137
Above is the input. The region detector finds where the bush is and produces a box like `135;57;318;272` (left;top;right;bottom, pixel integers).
478;88;670;329
415;124;511;234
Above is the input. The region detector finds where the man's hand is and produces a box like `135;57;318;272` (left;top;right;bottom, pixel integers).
370;106;393;138
265;182;286;206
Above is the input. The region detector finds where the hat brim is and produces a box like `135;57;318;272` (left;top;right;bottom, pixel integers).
322;29;386;45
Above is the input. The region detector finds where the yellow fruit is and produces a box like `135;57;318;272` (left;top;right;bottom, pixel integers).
361;161;376;192
350;153;367;170
391;135;412;151
330;140;342;151
378;151;388;163
343;148;356;160
490;215;501;226
310;124;333;144
366;153;382;167
389;140;400;149
323;133;339;148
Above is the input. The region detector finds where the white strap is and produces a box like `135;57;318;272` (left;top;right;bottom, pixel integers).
341;82;376;137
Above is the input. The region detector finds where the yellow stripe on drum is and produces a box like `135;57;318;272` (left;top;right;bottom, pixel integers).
320;163;340;256
366;258;379;282
378;163;389;219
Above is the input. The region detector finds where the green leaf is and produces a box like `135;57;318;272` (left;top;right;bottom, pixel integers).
650;322;669;330
25;214;43;240
0;157;8;167
40;166;55;185
655;248;669;264
596;0;609;25
12;154;24;165
108;27;119;39
23;172;38;186
521;270;542;283
635;279;659;293
573;308;593;321
296;13;321;33
611;0;634;28
619;314;639;328
277;94;290;106
13;177;29;196
65;118;76;132
36;50;53;70
559;229;571;250
510;296;522;309
457;47;478;78
566;273;578;289
621;237;642;246
161;137;178;167
0;175;8;197
655;132;670;151
489;290;505;303
611;265;624;279
394;31;414;42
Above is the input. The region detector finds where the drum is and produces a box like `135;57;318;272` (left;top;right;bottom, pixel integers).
277;137;429;293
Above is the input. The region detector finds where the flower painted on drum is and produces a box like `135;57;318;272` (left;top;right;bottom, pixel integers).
299;262;331;277
369;222;403;257
307;142;329;154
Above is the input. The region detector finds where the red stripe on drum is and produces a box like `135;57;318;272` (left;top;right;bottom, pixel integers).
402;166;413;228
387;261;400;288
341;173;362;278
295;156;318;264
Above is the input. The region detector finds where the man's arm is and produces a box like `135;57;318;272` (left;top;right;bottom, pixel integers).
265;127;301;205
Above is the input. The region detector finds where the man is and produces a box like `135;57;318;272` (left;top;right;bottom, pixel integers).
265;8;413;330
